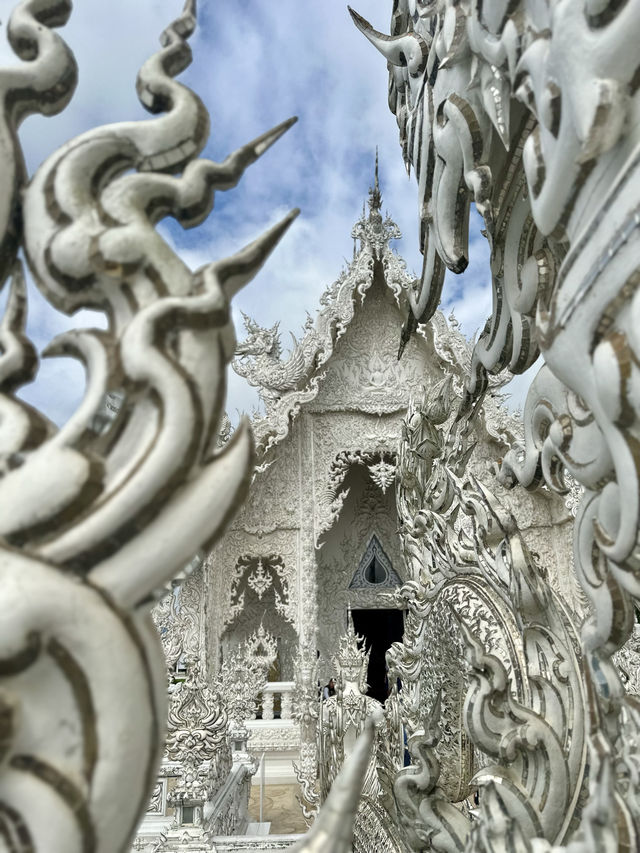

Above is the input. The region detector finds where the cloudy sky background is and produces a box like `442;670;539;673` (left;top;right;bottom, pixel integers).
0;0;534;424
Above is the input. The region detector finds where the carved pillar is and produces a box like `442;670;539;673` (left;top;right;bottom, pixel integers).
298;413;319;656
282;687;293;720
262;689;275;721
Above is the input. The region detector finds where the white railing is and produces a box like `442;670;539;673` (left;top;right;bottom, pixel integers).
255;681;295;720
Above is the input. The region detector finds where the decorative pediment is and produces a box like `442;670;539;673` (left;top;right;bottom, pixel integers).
235;165;476;453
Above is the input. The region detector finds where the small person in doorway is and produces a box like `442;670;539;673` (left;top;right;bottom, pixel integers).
322;678;336;700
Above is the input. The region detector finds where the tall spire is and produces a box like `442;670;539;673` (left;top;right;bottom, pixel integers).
351;152;401;259
368;147;382;214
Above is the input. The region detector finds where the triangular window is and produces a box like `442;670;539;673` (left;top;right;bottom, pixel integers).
349;535;402;589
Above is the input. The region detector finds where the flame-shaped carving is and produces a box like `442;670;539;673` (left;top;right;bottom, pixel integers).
0;0;297;849
0;0;77;287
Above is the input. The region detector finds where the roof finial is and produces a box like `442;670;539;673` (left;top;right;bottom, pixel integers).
368;147;382;214
375;146;380;193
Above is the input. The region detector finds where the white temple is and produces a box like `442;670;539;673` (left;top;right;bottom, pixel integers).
136;168;583;850
3;1;640;851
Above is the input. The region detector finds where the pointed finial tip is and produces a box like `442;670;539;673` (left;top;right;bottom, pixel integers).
367;148;382;213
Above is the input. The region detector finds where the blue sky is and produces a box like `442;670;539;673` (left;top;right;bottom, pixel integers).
0;0;534;423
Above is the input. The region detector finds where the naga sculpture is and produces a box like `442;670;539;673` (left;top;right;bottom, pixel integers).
0;0;299;849
349;1;640;849
234;313;322;405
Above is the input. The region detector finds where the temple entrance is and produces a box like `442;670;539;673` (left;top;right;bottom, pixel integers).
352;608;404;704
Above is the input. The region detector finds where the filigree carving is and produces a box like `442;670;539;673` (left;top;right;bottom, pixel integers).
226;554;296;629
367;458;396;494
316;448;397;544
245;622;279;669
303;613;404;852
246;723;301;751
243;175;424;453
350;156;402;262
146;781;164;815
348;534;401;590
316;474;406;683
394;691;471;851
615;622;640;698
383;388;587;850
165;664;231;805
0;0;297;848
217;631;277;730
152;561;204;673
349;19;640;845
246;559;273;599
207;525;299;672
234;313;322;406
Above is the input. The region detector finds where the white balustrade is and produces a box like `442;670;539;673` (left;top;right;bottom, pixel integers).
252;681;295;721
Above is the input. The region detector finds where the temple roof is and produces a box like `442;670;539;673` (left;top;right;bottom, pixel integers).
231;162;485;454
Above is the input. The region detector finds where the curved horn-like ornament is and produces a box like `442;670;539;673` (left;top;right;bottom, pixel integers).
289;717;376;852
348;7;429;77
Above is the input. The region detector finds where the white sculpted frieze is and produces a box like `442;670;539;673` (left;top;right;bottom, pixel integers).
311;286;430;415
208;526;299;662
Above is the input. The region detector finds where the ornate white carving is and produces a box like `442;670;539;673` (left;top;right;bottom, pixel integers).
237;175;432;453
217;632;277;731
207;523;299;676
387;392;587;850
615;623;640;698
315;480;406;683
152;560;204;673
338;5;640;849
301;613;403;852
226;554;296;629
348;534;401;590
146;781;165;815
315;448;397;544
234;313;323;406
246;722;301;751
246;559;273;599
367;459;396;494
245;623;280;668
165;664;231;806
0;1;297;849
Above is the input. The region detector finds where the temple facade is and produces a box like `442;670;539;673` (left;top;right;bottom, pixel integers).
135;171;581;849
211;168;579;704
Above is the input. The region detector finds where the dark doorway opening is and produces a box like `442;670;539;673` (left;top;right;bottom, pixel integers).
351;609;404;704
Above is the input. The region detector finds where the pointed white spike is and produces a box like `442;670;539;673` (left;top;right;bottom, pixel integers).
348;7;428;76
289;717;375;852
205;208;300;300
